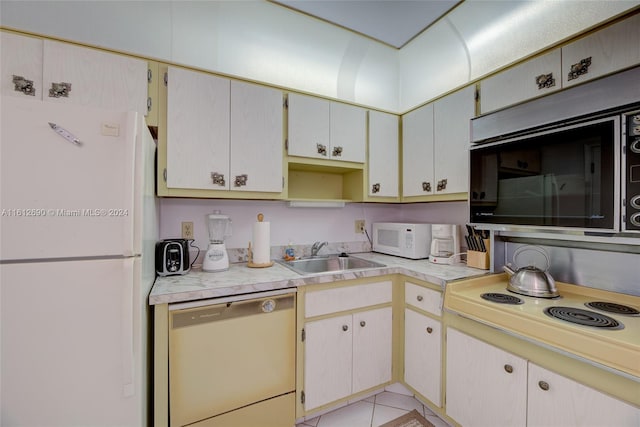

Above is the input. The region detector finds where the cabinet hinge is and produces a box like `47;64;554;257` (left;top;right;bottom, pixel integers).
163;168;167;182
147;68;153;84
163;72;168;87
283;95;288;109
301;328;305;342
282;176;285;189
301;390;305;404
285;139;289;151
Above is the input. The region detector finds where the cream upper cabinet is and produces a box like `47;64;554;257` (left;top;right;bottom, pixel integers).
433;85;475;195
527;363;640;427
166;66;230;190
1;33;147;116
230;80;283;192
402;103;435;197
446;327;527;427
166;67;283;193
1;32;43;99
368;110;399;198
43;40;147;115
480;49;562;114
404;309;441;407
562;13;640;88
288;93;366;163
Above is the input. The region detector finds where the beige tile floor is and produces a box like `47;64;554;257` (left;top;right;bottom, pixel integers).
296;390;452;427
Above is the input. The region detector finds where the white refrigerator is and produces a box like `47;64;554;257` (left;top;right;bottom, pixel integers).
0;96;158;426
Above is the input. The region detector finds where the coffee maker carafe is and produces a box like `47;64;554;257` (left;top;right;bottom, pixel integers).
203;211;232;272
429;224;460;264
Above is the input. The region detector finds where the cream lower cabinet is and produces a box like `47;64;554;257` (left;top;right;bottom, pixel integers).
302;280;392;412
304;307;392;411
527;363;640;427
404;309;441;406
165;66;283;193
446;327;527;427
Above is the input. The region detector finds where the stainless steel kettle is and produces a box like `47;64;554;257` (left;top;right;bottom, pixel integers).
503;246;559;298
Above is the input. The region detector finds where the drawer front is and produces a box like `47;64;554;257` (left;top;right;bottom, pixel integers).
305;281;392;318
405;282;442;316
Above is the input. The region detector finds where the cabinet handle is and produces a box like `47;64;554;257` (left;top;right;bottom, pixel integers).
417;295;424;301
332;146;343;157
538;381;550;391
211;172;226;186
504;364;514;374
342;325;349;332
426;326;433;334
234;174;248;187
49;82;72;98
372;183;380;194
437;179;447;191
360;321;366;327
12;75;36;96
317;143;327;156
535;73;555;90
567;56;592;81
422;181;431;192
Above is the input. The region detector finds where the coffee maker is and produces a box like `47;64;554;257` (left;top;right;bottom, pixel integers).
203;211;232;272
429;224;460;264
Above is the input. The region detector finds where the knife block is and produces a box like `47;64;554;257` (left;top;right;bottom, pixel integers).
467;239;490;270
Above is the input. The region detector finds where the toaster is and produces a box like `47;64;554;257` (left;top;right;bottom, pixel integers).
156;239;191;276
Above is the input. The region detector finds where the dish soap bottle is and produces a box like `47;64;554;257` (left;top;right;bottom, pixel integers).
284;241;295;260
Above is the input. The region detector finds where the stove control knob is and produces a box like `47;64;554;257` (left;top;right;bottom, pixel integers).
538;381;550;391
261;299;276;313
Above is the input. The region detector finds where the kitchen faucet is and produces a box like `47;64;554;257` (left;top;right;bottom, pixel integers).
311;241;328;257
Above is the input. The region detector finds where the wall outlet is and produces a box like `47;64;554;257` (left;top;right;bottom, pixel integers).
355;219;365;234
181;221;194;240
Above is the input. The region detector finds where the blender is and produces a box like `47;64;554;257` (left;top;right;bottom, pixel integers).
203;210;232;272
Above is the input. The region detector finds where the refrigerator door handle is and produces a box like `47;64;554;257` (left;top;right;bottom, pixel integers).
121;258;135;397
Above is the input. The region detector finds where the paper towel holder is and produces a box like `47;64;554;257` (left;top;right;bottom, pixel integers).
247;213;274;268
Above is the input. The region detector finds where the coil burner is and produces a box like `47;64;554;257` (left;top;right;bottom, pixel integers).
480;293;524;305
585;301;640;316
544;306;624;330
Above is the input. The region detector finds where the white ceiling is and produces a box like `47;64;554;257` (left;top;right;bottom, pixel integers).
271;0;462;48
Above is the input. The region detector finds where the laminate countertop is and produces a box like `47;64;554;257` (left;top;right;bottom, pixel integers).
149;252;489;305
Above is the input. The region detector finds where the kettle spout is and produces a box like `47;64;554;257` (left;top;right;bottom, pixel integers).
502;264;516;277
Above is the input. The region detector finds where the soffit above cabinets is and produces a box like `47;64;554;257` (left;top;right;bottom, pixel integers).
270;0;461;48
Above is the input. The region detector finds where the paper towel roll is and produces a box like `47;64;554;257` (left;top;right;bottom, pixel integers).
252;219;270;264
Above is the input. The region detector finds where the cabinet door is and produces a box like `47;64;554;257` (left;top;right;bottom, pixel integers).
166;66;230;190
481;49;562;114
562;14;640;88
402;103;435;197
404;309;441;406
528;363;640;427
1;32;43;99
287;93;330;160
230;81;283;192
433;85;475;194
352;307;392;394
368;111;399;197
43;40;147;115
446;328;527;427
304;315;352;411
330;102;366;162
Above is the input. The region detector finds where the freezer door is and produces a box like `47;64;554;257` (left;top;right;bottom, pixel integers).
0;96;137;260
0;258;147;426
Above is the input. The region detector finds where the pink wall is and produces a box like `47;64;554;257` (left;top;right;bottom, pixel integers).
159;199;468;252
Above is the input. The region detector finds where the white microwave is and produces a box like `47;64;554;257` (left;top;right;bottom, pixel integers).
372;223;432;259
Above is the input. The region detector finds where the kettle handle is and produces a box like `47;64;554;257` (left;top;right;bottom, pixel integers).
513;245;550;271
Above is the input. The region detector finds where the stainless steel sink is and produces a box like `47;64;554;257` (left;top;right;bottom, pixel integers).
276;254;385;275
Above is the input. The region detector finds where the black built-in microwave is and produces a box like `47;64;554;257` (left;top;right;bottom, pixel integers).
468;68;640;234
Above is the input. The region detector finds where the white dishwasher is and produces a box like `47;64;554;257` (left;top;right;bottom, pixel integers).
169;290;296;427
